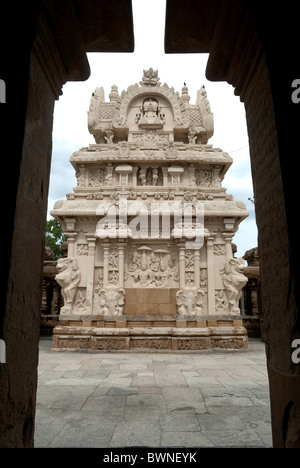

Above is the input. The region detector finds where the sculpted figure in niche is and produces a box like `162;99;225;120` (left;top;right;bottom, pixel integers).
55;258;81;313
176;289;205;315
154;263;170;287
108;271;119;285
126;247;175;287
143;98;159;119
75;166;86;187
138;168;146;186
188;126;197;144
149;252;159;272
104;129;114;144
98;289;125;316
76;290;86;312
128;250;141;272
221;258;248;314
146;167;153;185
95;268;104;292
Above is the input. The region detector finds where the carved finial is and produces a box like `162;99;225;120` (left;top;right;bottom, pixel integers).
181;83;190;103
109;85;119;102
140;68;161;86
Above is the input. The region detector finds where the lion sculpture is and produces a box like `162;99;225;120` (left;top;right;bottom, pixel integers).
55;257;81;313
221;257;248;314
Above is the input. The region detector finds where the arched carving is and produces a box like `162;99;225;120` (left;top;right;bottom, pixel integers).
112;83;189;130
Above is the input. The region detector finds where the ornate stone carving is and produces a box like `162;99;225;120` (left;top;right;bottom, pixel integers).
75;164;86;187
97;289;125;316
88;166;107;187
118;141;130;159
188;126;197;144
77;244;88;256
165;145;178;159
125;246;178;288
185;250;194;268
215;289;227;313
132;130;169;144
137;167;163;186
55;258;81;313
214;244;225;256
176;289;205;315
76;289;87;313
200;268;207;287
51;69;249;352
95;268;104;291
139;68;161;87
136;97;165;128
221;258;248;314
104;129;114;144
195;168;212;187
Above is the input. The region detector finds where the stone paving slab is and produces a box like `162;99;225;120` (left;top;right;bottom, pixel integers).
34;337;272;448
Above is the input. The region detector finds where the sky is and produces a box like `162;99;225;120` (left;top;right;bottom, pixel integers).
48;0;257;258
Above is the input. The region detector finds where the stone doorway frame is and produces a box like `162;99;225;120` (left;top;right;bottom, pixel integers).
1;0;300;448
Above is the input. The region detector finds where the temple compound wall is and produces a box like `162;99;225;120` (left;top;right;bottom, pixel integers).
51;69;249;351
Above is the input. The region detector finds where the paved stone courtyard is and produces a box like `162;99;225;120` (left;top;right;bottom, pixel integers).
35;337;272;448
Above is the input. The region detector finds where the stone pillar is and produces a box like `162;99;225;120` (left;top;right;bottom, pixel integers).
66;232;77;258
162;166;168;186
212;165;221;187
194;248;201;288
115;165;133;187
132;166;138;186
86;235;96;314
188;164;196;187
117;242;126;288
222;233;235;260
206;234;216;314
178;242;186;289
103;242;110;287
51;287;60;315
106;163;113;185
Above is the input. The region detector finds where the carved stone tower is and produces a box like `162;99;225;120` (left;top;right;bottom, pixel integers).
51;68;249;351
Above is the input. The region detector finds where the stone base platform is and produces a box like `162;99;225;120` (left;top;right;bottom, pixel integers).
52;315;248;352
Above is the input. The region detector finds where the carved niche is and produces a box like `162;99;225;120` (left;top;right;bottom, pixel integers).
176;289;205;316
96;289;125;316
125;245;179;288
55;258;81;313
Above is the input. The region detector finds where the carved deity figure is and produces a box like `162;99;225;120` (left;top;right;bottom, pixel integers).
55;258;81;313
143;98;159;119
104;129;114;144
138;168;146;186
154;264;170;287
221;257;248;314
188;126;197;144
97;289;125;316
176;289;204;316
133;265;151;286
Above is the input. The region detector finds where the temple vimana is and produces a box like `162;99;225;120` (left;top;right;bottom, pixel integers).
51;68;249;351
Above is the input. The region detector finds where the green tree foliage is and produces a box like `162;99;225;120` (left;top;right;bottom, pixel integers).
45;218;67;259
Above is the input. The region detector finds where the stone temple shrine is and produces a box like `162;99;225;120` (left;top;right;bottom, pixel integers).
51;68;249;351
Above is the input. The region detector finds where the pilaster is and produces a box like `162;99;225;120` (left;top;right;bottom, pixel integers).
206;233;216;314
86;234;96;314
